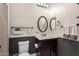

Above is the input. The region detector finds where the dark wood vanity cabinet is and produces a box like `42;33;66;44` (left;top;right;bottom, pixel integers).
39;40;51;56
37;38;57;56
36;37;79;56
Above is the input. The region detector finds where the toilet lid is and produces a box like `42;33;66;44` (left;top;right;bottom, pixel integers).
19;52;30;56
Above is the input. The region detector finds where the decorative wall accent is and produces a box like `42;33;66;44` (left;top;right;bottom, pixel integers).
50;16;63;31
50;17;56;31
37;16;63;32
37;16;48;32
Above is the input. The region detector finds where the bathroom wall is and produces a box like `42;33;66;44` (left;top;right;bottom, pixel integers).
8;3;79;39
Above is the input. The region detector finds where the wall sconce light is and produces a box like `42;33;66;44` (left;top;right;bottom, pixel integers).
36;3;48;8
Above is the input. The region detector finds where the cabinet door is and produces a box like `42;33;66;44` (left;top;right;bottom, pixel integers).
40;41;51;56
51;39;58;56
0;3;8;56
0;4;2;55
37;39;58;56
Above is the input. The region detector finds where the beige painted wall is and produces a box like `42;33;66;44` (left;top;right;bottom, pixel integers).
8;3;79;39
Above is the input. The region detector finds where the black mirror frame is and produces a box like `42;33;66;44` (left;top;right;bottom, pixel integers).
50;17;56;31
37;16;48;32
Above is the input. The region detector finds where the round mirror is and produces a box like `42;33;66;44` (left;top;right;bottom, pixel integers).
37;16;48;32
50;18;56;31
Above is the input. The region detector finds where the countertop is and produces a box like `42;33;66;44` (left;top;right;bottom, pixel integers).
9;34;79;42
58;37;79;42
9;33;62;40
9;34;33;38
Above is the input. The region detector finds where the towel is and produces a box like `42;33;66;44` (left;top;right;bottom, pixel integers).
70;26;75;35
63;25;70;35
63;25;77;35
18;41;29;54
